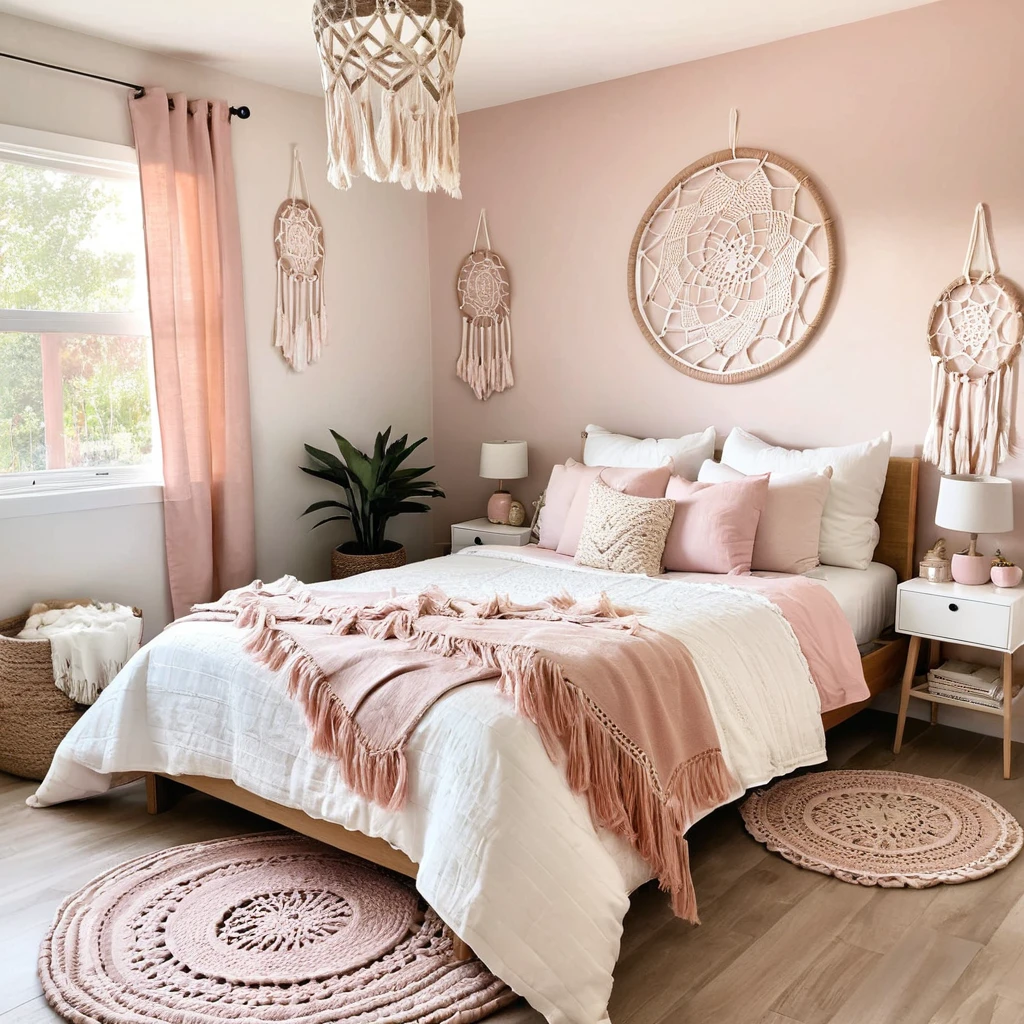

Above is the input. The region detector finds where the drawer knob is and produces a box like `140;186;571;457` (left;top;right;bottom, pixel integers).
474;536;483;545
949;603;959;612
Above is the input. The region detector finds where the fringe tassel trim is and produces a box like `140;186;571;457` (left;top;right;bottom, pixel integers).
227;588;734;923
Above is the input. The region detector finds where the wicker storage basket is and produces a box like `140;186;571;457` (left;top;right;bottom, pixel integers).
0;605;142;781
331;542;407;580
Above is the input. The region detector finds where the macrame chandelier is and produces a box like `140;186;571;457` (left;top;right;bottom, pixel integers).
312;0;465;198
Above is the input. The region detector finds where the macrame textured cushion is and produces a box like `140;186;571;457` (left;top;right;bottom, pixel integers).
39;831;515;1023
574;479;675;576
740;770;1023;888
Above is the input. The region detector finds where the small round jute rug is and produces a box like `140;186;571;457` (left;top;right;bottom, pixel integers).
740;770;1023;888
40;831;516;1024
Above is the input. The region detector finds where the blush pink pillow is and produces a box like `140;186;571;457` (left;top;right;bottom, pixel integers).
697;460;833;574
556;464;672;557
662;474;769;574
538;460;587;550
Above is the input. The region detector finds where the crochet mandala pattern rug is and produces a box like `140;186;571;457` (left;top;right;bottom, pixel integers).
40;831;516;1023
740;769;1023;888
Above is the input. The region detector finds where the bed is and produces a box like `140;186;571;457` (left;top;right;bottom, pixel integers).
32;456;918;1024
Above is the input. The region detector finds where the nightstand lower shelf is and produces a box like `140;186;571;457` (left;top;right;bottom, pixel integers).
907;681;1022;718
893;632;1016;779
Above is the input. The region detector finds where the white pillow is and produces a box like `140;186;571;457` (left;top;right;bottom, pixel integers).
719;428;892;570
583;424;715;480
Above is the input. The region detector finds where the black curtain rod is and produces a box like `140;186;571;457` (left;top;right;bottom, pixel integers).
0;51;251;119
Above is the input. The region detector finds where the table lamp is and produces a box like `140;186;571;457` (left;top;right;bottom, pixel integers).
934;474;1014;585
480;441;528;524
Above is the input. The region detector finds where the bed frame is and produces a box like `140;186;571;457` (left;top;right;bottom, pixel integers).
146;455;919;954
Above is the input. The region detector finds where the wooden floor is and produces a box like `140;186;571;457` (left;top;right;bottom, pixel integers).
3;710;1023;1024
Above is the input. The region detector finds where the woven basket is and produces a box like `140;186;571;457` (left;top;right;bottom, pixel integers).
0;605;142;781
331;542;407;580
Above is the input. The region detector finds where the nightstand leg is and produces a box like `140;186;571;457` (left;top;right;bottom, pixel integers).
894;635;922;755
1003;652;1013;780
929;640;941;725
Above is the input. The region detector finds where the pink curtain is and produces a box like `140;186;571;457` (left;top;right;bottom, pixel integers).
129;88;256;618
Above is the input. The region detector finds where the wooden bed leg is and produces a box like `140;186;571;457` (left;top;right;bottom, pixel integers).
145;773;181;814
451;935;474;962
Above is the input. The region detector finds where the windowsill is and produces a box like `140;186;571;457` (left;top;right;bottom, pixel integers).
0;482;163;520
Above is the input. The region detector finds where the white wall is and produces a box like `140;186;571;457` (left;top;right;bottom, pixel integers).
0;13;435;636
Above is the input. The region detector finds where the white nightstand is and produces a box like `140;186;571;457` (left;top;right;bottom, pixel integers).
894;577;1024;778
451;518;533;554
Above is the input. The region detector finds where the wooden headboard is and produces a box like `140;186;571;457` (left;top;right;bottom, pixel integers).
875;456;920;584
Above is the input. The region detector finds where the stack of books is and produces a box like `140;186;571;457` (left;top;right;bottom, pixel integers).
926;660;1020;709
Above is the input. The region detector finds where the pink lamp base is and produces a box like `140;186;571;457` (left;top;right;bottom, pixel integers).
950;553;991;586
487;491;512;525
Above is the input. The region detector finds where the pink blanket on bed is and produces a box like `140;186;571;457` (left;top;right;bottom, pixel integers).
183;580;737;923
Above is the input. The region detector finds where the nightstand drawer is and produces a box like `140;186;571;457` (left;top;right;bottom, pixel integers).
898;590;1010;649
451;520;532;553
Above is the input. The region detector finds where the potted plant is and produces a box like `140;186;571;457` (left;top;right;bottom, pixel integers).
301;428;445;580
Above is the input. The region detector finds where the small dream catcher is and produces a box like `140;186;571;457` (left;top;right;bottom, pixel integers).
456;210;514;401
273;147;328;372
629;110;836;384
923;203;1023;476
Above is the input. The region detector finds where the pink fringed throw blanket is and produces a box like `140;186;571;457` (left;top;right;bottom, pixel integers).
182;579;737;921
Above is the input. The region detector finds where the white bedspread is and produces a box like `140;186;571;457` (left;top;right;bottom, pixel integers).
32;549;830;1024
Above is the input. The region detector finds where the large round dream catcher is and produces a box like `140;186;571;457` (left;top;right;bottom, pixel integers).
923;204;1023;476
629;113;836;384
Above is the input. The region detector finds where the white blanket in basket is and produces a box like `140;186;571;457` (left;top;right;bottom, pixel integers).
18;603;142;704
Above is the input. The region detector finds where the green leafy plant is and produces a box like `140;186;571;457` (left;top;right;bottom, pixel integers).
301;428;444;555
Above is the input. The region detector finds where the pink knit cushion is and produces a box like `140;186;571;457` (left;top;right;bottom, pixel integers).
698;460;833;574
662;474;769;574
556;465;672;557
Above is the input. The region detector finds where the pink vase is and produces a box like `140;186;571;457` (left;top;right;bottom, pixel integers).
991;565;1023;588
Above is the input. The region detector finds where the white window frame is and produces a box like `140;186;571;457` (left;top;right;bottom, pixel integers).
0;123;162;513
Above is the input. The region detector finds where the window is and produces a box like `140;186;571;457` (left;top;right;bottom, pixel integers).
0;124;159;497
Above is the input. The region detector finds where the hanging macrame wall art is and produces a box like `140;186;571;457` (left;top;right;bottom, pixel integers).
628;111;837;384
923;203;1023;476
312;0;464;197
273;147;328;372
456;210;513;401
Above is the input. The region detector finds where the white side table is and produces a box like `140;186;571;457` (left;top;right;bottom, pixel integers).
450;518;533;554
894;577;1024;779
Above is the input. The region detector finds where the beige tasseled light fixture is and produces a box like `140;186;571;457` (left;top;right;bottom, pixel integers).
311;0;465;198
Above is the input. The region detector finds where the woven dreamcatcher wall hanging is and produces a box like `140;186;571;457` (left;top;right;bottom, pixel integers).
923;203;1023;476
312;0;464;197
273;147;328;372
456;210;514;401
629;110;837;384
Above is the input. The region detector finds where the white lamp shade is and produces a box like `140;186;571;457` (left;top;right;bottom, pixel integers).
479;440;528;481
935;475;1014;535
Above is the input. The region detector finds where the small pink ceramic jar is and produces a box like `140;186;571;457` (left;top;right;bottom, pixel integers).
991;565;1023;588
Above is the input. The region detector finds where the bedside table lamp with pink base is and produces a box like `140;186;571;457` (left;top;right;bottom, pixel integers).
935;474;1014;585
480;441;528;525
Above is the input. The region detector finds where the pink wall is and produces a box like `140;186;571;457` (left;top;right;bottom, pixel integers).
427;0;1024;567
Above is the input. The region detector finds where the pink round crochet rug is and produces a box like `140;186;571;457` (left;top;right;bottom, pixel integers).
40;831;516;1023
740;770;1023;888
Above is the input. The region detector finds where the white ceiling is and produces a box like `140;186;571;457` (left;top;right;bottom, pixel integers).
0;0;937;112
